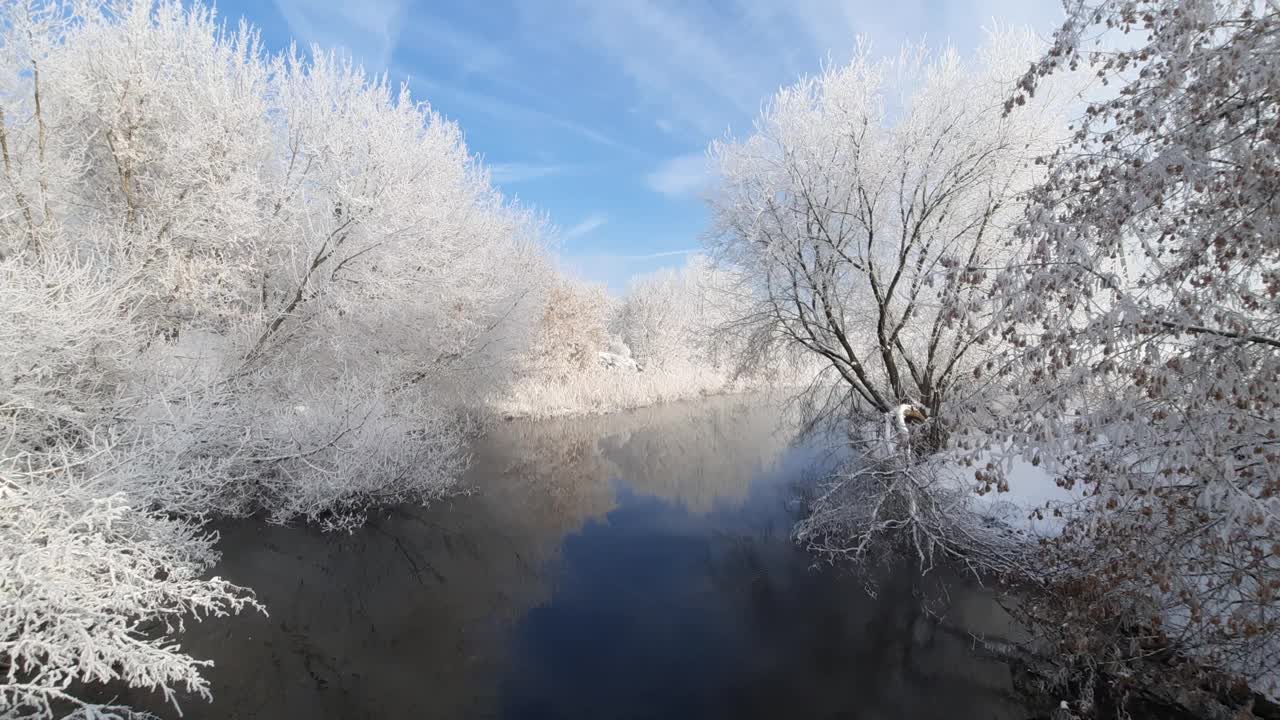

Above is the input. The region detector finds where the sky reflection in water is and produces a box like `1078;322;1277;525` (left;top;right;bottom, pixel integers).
105;395;1025;720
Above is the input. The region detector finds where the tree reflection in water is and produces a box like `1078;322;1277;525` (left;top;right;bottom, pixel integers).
99;395;1027;720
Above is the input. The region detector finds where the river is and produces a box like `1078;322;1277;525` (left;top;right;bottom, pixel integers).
107;394;1030;719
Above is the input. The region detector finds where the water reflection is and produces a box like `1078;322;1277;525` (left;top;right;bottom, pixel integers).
490;394;798;516
103;395;1026;719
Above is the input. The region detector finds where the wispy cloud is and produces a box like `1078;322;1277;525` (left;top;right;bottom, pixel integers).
409;77;645;156
647;153;711;197
489;162;574;184
274;0;404;71
554;1;761;137
564;212;608;240
561;248;702;291
616;248;699;260
512;0;1064;142
400;13;509;75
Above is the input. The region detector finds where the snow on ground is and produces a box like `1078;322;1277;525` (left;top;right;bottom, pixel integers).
492;364;748;420
596;350;640;372
937;448;1088;539
972;455;1084;537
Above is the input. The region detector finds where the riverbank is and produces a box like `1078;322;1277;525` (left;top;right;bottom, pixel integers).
490;365;773;420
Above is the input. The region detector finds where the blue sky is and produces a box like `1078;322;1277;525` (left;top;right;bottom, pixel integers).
214;0;1064;291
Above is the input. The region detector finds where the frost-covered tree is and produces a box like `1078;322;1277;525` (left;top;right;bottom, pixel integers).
0;0;551;715
0;0;550;526
524;277;612;379
704;33;1094;612
992;0;1280;697
708;32;1075;437
496;257;764;419
616;265;694;370
616;255;746;372
0;252;264;719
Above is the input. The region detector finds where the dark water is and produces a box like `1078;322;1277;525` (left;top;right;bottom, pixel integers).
109;395;1029;719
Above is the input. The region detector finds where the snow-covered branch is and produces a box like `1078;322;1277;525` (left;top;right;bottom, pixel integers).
1;454;261;720
989;0;1280;700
